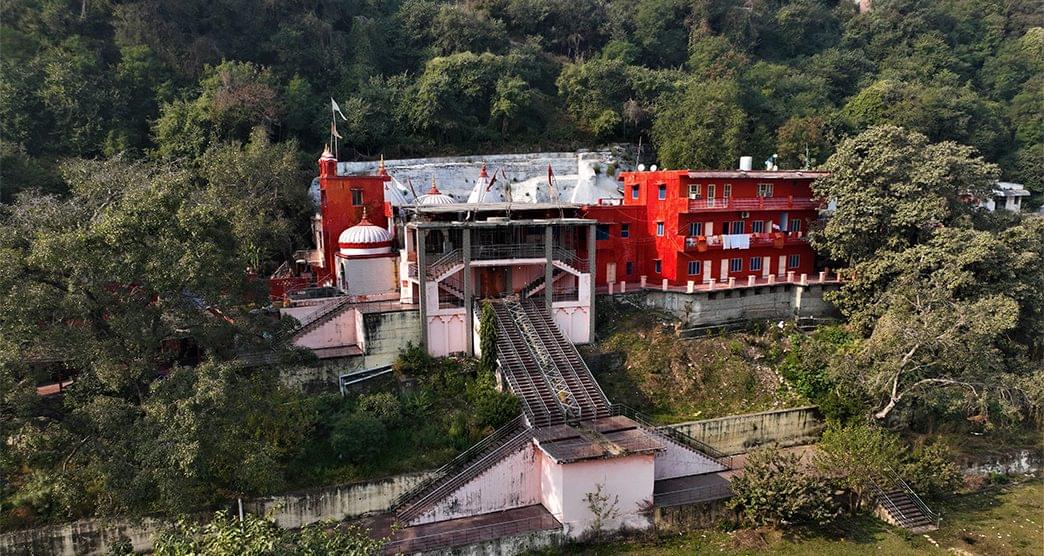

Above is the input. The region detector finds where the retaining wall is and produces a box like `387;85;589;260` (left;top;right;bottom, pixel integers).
280;309;421;392
638;283;840;326
0;472;433;556
670;406;825;456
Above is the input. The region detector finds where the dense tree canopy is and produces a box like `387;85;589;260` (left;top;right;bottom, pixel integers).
0;0;1040;205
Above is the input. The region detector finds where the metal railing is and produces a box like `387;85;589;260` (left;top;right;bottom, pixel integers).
653;482;733;507
687;196;818;212
507;300;582;420
610;404;732;468
383;512;560;554
886;468;941;527
391;415;528;519
869;478;914;527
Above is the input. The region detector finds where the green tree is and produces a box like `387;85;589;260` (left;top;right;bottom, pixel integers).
810;125;998;265
815;423;905;511
478;301;498;377
652;79;746;169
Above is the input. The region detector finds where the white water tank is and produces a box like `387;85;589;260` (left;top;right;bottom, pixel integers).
739;156;753;171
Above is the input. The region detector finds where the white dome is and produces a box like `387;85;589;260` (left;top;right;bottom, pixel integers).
416;179;456;205
338;212;393;257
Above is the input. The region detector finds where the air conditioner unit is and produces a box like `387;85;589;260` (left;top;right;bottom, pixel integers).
740;211;750;219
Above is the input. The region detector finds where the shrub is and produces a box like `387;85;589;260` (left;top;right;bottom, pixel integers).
903;442;962;498
728;447;839;527
330;412;387;464
357;392;402;427
815;422;905;511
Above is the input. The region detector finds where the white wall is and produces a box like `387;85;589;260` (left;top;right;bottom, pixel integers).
344;256;397;296
293;308;358;350
551;303;591;344
427;310;467;356
653;438;725;480
540;451;655;537
414;443;541;525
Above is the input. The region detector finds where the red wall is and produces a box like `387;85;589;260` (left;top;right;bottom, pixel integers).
318;174;390;273
582;170;822;286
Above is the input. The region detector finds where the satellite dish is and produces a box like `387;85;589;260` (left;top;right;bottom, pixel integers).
650;164;658;171
637;164;646;171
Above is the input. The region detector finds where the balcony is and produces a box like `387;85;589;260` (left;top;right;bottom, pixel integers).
687;196;819;213
683;232;806;252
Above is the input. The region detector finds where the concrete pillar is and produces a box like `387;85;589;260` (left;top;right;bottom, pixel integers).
544;225;553;312
661;278;668;291
728;277;736;288
787;271;795;283
640;275;647;288
708;279;716;291
800;273;808;285
767;274;776;285
416;228;428;349
463;227;473;354
747;275;756;287
818;270;827;282
587;223;597;341
608;281;614;295
686;280;695;293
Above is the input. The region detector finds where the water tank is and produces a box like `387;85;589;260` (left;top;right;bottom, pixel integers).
739;156;753;171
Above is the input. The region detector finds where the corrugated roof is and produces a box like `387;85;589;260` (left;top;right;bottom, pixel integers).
534;416;663;463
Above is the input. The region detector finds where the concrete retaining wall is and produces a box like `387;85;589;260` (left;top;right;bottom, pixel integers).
653;497;734;531
0;472;433;556
416;527;565;556
670;406;825;456
280;309;422;392
639;284;840;326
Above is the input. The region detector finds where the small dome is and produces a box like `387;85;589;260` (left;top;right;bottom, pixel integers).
338;210;393;256
416;178;456;205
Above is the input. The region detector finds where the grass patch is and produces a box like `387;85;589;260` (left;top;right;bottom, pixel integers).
540;479;1043;555
581;299;803;422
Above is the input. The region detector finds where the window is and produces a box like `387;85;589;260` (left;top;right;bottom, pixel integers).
688;184;701;198
723;184;732;198
351;189;364;205
658;184;667;200
656;222;664;236
757;183;774;197
689;221;703;236
688;260;701;276
730;258;743;272
631;185;640;199
654;260;662;274
750;257;762;271
787;254;800;268
731;221;744;234
788;219;801;233
620;224;630;238
707;184;716;198
596;224;610;240
626;261;633;275
751;220;765;233
721;221;730;234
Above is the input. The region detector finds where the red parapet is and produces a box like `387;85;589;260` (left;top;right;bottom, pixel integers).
687;196;818;213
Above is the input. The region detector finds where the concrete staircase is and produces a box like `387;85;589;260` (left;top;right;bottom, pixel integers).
393;415;532;524
871;469;939;532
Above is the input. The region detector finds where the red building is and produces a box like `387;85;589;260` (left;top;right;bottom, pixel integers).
582;169;826;288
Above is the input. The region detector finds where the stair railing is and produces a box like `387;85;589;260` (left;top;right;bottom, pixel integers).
868;477;914;527
609;403;732;468
390;414;527;514
506;301;582;420
886;468;941;527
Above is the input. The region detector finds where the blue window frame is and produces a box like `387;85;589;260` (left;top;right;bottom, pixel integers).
658;184;667;200
631;185;640;199
687;261;701;275
731;221;744;234
656;222;664;236
750;257;762;271
689;222;703;236
787;254;800;268
621;224;629;238
730;258;742;272
654;260;662;273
